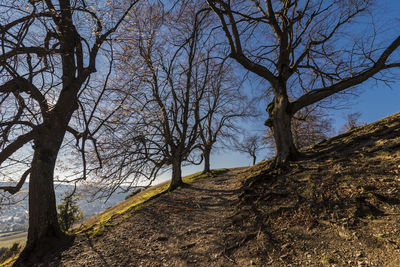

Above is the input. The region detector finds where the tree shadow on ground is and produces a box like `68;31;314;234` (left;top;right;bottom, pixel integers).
14;234;75;267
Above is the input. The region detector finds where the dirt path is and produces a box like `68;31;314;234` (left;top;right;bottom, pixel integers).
36;113;400;266
52;169;246;266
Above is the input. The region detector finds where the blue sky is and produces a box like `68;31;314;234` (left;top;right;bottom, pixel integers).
329;0;400;128
159;78;400;183
5;0;397;186
153;0;400;183
332;80;400;129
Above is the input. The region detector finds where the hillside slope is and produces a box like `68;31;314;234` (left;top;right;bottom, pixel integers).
33;169;249;266
4;112;400;266
235;112;400;266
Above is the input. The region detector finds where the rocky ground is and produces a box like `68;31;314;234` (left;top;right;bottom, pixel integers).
235;112;400;266
5;113;400;266
45;168;254;266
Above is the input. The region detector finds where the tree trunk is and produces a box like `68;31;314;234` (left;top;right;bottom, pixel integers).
268;95;298;166
14;126;70;265
169;156;183;191
252;155;256;166
203;147;211;173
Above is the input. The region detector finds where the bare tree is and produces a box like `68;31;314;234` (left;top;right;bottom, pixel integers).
206;0;400;166
96;1;219;191
197;59;250;173
339;112;362;133
0;0;136;263
292;108;333;148
234;135;266;165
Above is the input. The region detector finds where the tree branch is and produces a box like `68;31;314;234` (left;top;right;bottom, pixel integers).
0;77;49;113
0;131;36;166
0;168;31;195
291;35;400;113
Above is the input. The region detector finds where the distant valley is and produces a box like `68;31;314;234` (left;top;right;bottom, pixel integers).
0;183;135;234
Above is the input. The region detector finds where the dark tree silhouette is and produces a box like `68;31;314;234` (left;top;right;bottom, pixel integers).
96;2;219;191
235;135;266;165
57;193;83;232
339;112;363;133
198;60;250;173
0;0;136;263
206;0;400;165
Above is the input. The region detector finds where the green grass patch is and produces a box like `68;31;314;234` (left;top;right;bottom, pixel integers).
320;255;334;265
182;169;227;183
0;255;19;267
0;231;25;238
0;242;23;266
76;180;170;237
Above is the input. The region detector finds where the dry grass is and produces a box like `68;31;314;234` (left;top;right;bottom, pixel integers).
0;233;26;250
75;169;228;237
234;112;400;266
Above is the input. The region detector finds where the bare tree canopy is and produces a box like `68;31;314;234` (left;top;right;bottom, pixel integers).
94;1;234;191
0;0;136;263
206;0;400;165
234;135;266;165
197;59;251;173
339;112;363;133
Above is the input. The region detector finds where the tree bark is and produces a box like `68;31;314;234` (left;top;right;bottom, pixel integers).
267;95;298;166
169;156;183;191
14;125;71;265
203;147;211;173
252;155;256;166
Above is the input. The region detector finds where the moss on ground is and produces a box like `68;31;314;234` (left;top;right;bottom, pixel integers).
0;243;22;267
0;255;18;267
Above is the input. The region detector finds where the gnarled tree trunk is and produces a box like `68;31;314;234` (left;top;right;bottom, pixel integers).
252;155;257;166
15;123;71;265
203;146;211;173
267;95;298;166
169;156;183;191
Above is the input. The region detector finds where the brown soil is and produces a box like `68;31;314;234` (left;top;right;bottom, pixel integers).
235;112;400;266
43;168;253;266
26;112;400;266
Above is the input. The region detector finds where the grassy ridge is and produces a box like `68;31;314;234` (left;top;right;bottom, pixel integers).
0;169;227;265
232;112;400;266
75;169;228;237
